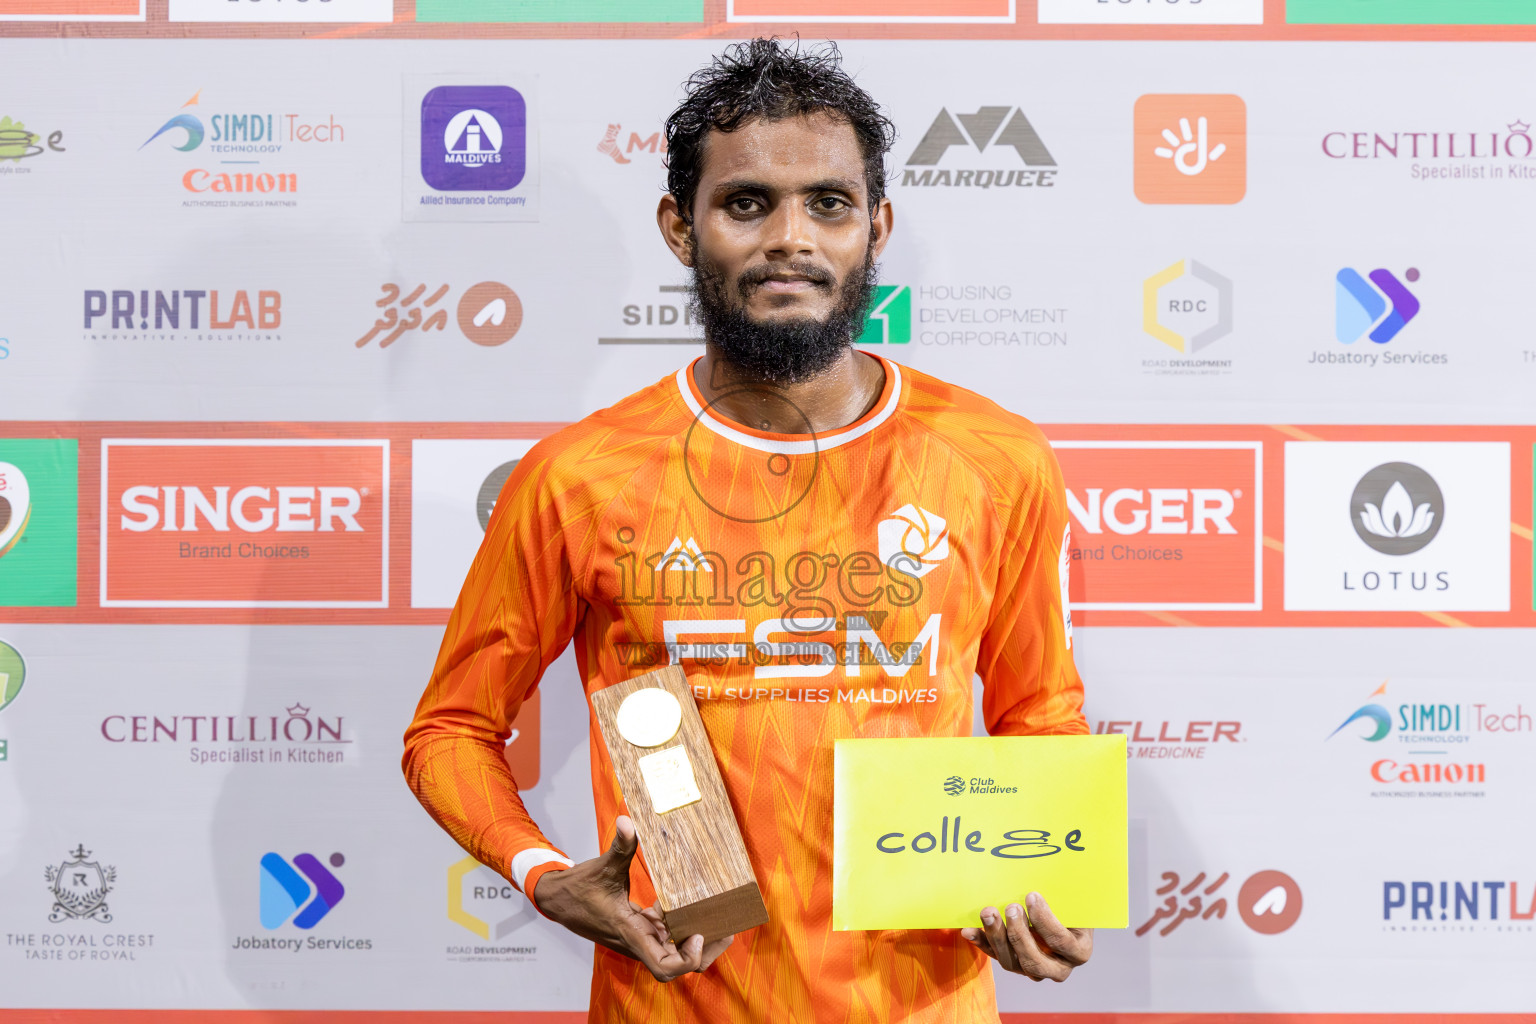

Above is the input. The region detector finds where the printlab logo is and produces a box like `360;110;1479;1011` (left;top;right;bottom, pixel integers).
901;106;1058;189
878;505;949;579
0;439;79;608
595;122;666;165
421;86;526;192
943;775;965;796
1350;462;1443;556
1137;869;1301;937
83;288;281;338
1142;260;1233;355
856;286;912;345
0;115;65;166
260;852;345;929
1336;267;1420;345
46;845;115;923
1134;94;1246;204
355;282;522;349
447;855;537;947
1383;879;1536;930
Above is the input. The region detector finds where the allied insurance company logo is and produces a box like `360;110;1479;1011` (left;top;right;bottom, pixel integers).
1336;267;1421;345
1134;94;1247;205
900;106;1058;189
99;438;388;609
355;282;522;349
1142;260;1233;355
0;439;79;609
1052;441;1262;611
260;852;345;929
421;86;526;192
139;90;344;199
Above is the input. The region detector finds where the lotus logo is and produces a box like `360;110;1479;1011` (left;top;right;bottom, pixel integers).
878;504;949;579
944;776;965;795
1349;462;1443;556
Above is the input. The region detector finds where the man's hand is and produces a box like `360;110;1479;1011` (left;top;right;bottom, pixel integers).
531;815;733;982
960;892;1093;982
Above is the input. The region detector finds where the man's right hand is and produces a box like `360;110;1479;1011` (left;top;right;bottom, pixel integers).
531;814;734;982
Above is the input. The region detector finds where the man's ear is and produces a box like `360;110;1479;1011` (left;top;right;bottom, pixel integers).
657;193;693;267
869;196;894;261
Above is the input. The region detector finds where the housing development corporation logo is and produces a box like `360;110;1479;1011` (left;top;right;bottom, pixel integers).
420;86;526;192
856;286;912;345
259;852;344;929
1134;95;1246;204
1142;260;1233;357
0;439;79;608
901;106;1058;189
355;282;521;349
1336;267;1420;345
1350;462;1444;555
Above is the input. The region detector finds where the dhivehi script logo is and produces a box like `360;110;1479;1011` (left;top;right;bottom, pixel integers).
1349;462;1443;556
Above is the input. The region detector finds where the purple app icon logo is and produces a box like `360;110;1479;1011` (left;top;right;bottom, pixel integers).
421;85;526;192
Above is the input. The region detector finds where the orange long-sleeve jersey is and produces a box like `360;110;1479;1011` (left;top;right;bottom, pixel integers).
403;353;1087;1023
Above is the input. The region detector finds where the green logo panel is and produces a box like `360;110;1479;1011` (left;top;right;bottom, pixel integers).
1288;0;1536;23
857;285;912;345
0;439;78;608
0;639;23;714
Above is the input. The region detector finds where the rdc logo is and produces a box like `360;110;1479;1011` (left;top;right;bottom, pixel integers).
943;775;965;796
260;851;345;929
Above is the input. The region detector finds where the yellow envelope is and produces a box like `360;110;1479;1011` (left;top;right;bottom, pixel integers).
833;735;1127;930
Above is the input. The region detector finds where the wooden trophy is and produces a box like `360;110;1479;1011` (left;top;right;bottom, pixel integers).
590;665;769;944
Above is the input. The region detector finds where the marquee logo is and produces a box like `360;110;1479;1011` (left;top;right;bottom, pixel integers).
1336;268;1420;345
1349;462;1443;555
1143;260;1233;355
100;439;388;608
1134;95;1246;204
0;439;78;608
878;505;949;579
260;852;344;929
421;86;526;192
856;286;912;345
1053;441;1261;611
901;106;1057;189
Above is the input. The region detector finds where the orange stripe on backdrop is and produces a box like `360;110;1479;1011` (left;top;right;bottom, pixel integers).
1004;1018;1536;1024
3;1014;1534;1023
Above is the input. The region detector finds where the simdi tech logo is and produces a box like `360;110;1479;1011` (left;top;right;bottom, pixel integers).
1053;441;1261;611
1134;95;1246;205
100;438;388;609
900;106;1057;189
1283;442;1509;612
0;439;78;608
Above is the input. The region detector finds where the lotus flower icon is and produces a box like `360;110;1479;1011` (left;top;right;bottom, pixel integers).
1349;462;1443;556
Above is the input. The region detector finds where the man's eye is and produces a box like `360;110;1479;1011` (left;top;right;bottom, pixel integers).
729;197;761;213
813;196;848;212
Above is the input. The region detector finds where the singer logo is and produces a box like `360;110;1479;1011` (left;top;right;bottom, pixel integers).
101;439;388;608
1053;441;1261;611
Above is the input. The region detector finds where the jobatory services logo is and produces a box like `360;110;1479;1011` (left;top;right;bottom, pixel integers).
0;638;25;762
138;89;344;207
0;439;78;608
100;438;389;609
446;856;538;961
1382;878;1536;931
1336;267;1420;345
1142;260;1233;374
900;106;1057;189
1053;441;1262;611
259;852;344;929
1283;441;1509;612
355;282;521;349
1138;869;1301;937
82;287;281;341
1321;119;1536;182
0;115;65;174
1134;95;1246;204
878;504;949;579
98;702;352;766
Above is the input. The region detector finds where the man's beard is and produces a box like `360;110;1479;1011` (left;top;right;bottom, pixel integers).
689;241;878;386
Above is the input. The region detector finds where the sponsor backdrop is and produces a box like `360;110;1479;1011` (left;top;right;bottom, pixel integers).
3;4;1535;1020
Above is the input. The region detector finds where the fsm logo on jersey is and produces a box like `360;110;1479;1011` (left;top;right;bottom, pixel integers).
406;78;540;222
1283;442;1509;611
1053;441;1261;611
100;438;388;608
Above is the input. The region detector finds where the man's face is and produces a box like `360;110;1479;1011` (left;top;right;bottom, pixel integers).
661;112;892;383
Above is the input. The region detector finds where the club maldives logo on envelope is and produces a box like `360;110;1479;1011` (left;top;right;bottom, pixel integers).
832;735;1128;930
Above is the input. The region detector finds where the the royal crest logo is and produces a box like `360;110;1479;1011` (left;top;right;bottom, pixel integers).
45;844;115;923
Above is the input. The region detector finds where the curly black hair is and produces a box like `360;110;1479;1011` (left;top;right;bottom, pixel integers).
664;38;897;221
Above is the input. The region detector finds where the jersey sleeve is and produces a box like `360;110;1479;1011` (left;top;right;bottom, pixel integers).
974;438;1089;737
401;444;585;906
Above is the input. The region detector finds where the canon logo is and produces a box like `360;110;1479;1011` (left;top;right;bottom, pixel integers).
119;486;363;533
1066;488;1236;536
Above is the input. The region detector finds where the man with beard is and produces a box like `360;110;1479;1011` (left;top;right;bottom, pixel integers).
404;39;1092;1023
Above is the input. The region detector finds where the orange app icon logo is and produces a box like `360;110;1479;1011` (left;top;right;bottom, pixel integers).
1134;94;1246;205
1053;441;1261;610
101;439;389;608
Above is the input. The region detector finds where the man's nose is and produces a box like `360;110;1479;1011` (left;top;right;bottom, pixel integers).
761;199;815;258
